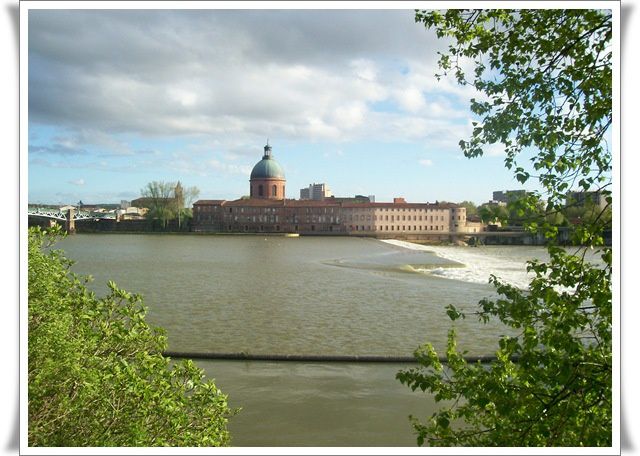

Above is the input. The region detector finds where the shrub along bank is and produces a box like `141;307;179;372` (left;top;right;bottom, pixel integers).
28;226;234;446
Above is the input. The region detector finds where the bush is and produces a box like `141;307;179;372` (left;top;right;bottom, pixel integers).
28;226;234;446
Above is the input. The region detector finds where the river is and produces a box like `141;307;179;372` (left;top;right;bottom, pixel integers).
57;234;550;446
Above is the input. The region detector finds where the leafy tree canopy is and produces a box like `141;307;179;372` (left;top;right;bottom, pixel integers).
421;9;611;210
398;9;613;447
457;200;478;218
28;226;234;446
140;181;200;229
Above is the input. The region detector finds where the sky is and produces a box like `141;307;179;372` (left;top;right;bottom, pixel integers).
28;5;542;206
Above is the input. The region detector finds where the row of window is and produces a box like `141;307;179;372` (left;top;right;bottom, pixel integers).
347;207;454;213
225;224;336;232
195;205;220;212
349;225;446;232
221;206;341;214
227;215;341;224
347;214;450;222
198;206;462;219
196;212;454;231
250;184;284;198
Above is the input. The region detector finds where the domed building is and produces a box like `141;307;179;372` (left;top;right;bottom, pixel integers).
193;142;475;237
250;143;286;200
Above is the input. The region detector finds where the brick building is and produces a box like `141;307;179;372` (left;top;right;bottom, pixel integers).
192;143;479;236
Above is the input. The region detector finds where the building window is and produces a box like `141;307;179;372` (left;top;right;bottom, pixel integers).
258;185;264;197
272;185;277;197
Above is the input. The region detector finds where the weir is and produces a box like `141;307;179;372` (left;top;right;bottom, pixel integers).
162;351;510;364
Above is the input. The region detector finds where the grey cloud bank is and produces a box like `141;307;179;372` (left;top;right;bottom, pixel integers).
29;9;471;145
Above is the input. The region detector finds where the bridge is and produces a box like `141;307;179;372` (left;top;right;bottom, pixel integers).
28;206;116;232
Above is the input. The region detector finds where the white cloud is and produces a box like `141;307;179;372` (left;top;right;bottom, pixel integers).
350;59;378;82
27;7;496;178
483;143;507;157
28;10;465;147
168;87;198;107
418;159;433;167
395;87;426;113
332;102;366;130
208;159;252;176
68;178;85;185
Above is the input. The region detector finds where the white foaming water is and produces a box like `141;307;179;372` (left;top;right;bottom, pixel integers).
380;239;542;289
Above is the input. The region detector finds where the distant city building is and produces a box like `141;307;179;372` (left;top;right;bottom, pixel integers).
192;143;481;236
492;190;527;204
300;183;332;200
116;206;147;220
120;200;131;209
368;195;375;203
565;191;607;209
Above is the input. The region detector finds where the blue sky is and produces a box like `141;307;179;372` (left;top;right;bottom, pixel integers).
28;7;537;206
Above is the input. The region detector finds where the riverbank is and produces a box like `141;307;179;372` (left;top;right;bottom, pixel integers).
30;215;610;246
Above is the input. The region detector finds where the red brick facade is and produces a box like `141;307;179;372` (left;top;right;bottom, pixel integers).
192;199;469;235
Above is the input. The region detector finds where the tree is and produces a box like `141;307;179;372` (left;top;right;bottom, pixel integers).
140;181;200;230
28;226;234;446
458;200;478;218
140;181;178;229
398;9;612;447
174;182;200;230
477;203;508;226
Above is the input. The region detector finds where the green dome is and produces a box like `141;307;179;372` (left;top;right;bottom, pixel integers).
250;144;285;180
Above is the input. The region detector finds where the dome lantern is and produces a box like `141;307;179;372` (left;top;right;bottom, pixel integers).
263;142;272;159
